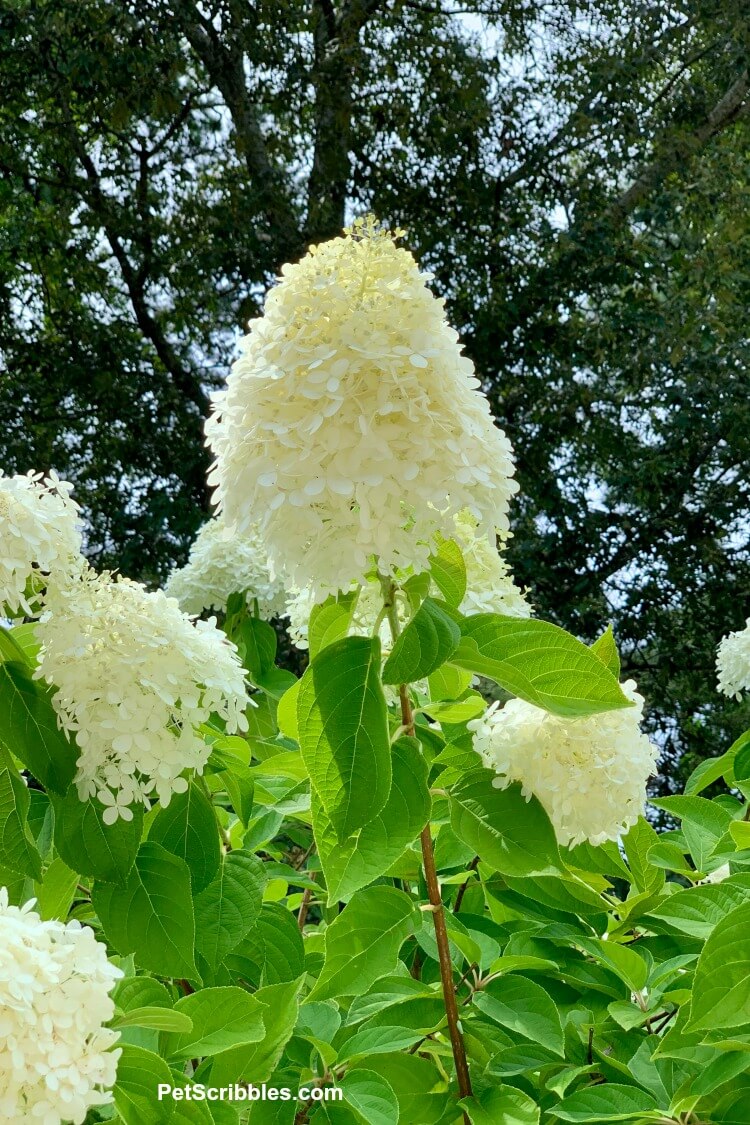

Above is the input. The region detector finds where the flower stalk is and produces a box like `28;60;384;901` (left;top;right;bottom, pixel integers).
382;578;473;1114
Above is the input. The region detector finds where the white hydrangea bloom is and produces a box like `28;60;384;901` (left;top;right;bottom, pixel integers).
0;888;121;1124
453;510;530;618
165;518;287;619
468;682;659;846
35;564;250;820
206;217;518;600
0;471;82;616
716;618;750;700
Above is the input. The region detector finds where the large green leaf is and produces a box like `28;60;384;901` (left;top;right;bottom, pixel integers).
645;876;750;940
113;1044;176;1124
314;736;430;902
452;615;631;717
340;1069;399;1125
473;975;564;1057
382;598;460;685
208;977;303;1087
34;855;78;920
688;900;750;1030
161;987;265;1058
149;781;221;894
0;659;76;793
622;817;665;895
309;590;360;657
52;786;142;885
461;1086;540;1125
450;768;562;876
359;1054;447;1124
553;1084;660;1122
298;636;391;841
226;902;305;986
307;886;416;1002
0;746;41;877
93;842;197;978
194;849;266;968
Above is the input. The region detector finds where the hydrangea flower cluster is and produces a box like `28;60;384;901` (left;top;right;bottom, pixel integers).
0;889;122;1124
468;682;659;846
35;565;250;821
206;216;518;600
453;510;530;618
716;617;750;700
165;518;287;619
0;471;81;616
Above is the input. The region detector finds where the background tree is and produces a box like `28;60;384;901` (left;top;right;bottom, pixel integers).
1;0;748;787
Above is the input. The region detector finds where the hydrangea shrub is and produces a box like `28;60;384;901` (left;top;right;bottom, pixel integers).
2;221;750;1125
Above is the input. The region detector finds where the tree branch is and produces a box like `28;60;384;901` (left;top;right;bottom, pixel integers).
175;1;303;264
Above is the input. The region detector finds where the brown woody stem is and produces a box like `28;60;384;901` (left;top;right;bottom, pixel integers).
381;578;473;1113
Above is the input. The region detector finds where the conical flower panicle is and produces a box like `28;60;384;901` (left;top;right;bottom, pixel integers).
0;470;81;615
717;617;750;700
469;683;659;846
165;517;287;618
0;889;122;1124
36;564;250;820
206;217;518;600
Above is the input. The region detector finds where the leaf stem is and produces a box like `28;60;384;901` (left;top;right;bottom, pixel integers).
381;576;473;1115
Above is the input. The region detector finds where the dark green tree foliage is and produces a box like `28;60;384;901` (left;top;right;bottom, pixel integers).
1;0;748;784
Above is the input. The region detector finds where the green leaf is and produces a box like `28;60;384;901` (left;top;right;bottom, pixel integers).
113;1044;176;1124
650;795;733;873
0;747;42;877
51;787;142;885
590;624;621;678
452;615;631;717
113;1006;194;1032
450;768;562;876
0;659;76;793
0;624;33;664
93;841;197;979
473;975;564;1057
382;598;460;685
161;987;265;1058
194;849;266;968
309;590;360;657
217;759;255;828
208;977;303;1087
553;1084;660;1122
622;818;665;895
34;855;78;920
149;781;221;894
427;663;473;702
238;616;277;681
307;886;416;1002
298;636;391;841
314;736;431;902
226;902;305;986
360;1054;448;1124
461;1085;540;1125
340;1069;399;1125
429;536;467;607
645;876;750;939
688;900;750;1030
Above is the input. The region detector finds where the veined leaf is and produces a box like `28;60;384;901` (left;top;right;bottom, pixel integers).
452;615;631;717
298;636;391;841
382;598;460;685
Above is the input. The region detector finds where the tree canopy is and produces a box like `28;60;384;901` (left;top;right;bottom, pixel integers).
1;0;749;786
